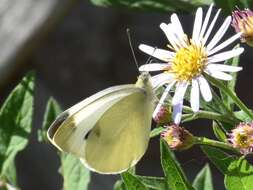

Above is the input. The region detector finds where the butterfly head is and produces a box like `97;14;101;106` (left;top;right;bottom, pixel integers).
135;72;153;93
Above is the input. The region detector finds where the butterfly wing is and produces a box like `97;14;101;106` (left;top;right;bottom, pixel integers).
48;84;154;173
48;84;141;153
82;89;154;174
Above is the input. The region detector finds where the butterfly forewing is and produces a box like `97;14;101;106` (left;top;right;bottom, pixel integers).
50;86;145;157
82;89;153;174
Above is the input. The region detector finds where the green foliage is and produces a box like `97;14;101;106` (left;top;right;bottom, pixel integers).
38;98;61;142
114;180;127;190
116;175;166;189
136;176;166;190
60;153;90;190
0;72;34;187
150;126;164;138
201;145;235;174
121;172;148;190
224;158;253;190
220;45;241;111
212;121;228;142
214;0;252;15
202;146;253;190
160;140;194;190
89;0;212;13
234;110;253;122
192;164;213;190
40;98;91;190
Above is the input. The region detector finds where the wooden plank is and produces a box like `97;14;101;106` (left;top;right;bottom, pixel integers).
0;0;78;85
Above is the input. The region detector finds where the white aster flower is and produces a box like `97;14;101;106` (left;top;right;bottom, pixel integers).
139;4;244;124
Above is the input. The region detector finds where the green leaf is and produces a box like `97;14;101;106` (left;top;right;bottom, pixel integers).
121;172;148;190
0;72;34;185
192;164;213;190
214;0;252;15
212;121;227;142
160;140;194;190
184;88;234;118
136;175;166;190
234;110;252;122
114;180;127;190
40;98;90;190
220;45;240;111
202;146;253;190
201;145;235;174
150;126;164;138
60;153;90;190
214;0;238;15
225;157;253;190
37;98;61;142
89;0;211;13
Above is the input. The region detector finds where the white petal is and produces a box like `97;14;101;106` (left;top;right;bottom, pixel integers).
151;73;174;88
208;33;242;55
197;76;212;102
190;79;200;112
139;63;169;72
202;9;221;45
169;23;188;48
172;81;189;106
199;4;213;39
206;16;231;51
208;48;244;63
160;23;181;50
153;81;175;118
206;69;233;81
206;64;242;72
192;8;203;44
139;44;174;61
171;14;184;39
173;100;183;124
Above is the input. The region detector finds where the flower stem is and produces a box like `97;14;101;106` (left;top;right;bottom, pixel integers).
204;73;253;120
182;106;239;125
194;136;240;154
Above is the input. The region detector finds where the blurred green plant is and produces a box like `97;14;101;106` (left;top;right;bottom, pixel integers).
0;72;34;189
38;98;91;190
89;0;253;14
90;0;212;13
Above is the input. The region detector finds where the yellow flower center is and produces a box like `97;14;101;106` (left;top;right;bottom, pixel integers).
233;125;253;149
169;43;207;81
238;16;253;41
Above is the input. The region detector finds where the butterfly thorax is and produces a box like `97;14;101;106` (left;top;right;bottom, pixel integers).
135;72;155;102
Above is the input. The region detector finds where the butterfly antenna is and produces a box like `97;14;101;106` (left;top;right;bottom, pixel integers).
126;28;139;72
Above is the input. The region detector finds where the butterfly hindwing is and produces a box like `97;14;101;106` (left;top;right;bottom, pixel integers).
82;89;153;173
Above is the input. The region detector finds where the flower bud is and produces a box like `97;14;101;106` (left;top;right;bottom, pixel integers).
153;105;172;124
232;8;253;45
229;122;253;154
161;124;194;151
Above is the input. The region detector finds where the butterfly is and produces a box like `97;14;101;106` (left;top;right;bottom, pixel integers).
47;72;155;174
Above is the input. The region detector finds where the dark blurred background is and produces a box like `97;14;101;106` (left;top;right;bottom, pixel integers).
1;0;253;189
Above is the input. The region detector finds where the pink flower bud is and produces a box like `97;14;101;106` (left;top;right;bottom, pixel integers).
229;122;253;154
161;124;194;151
153;105;172;124
232;8;253;45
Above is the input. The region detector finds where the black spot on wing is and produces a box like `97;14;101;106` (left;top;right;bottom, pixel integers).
84;130;91;140
84;124;101;140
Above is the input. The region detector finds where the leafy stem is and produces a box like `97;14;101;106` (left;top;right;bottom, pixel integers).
182;106;239;125
194;137;240;154
150;108;238;138
204;73;253;120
